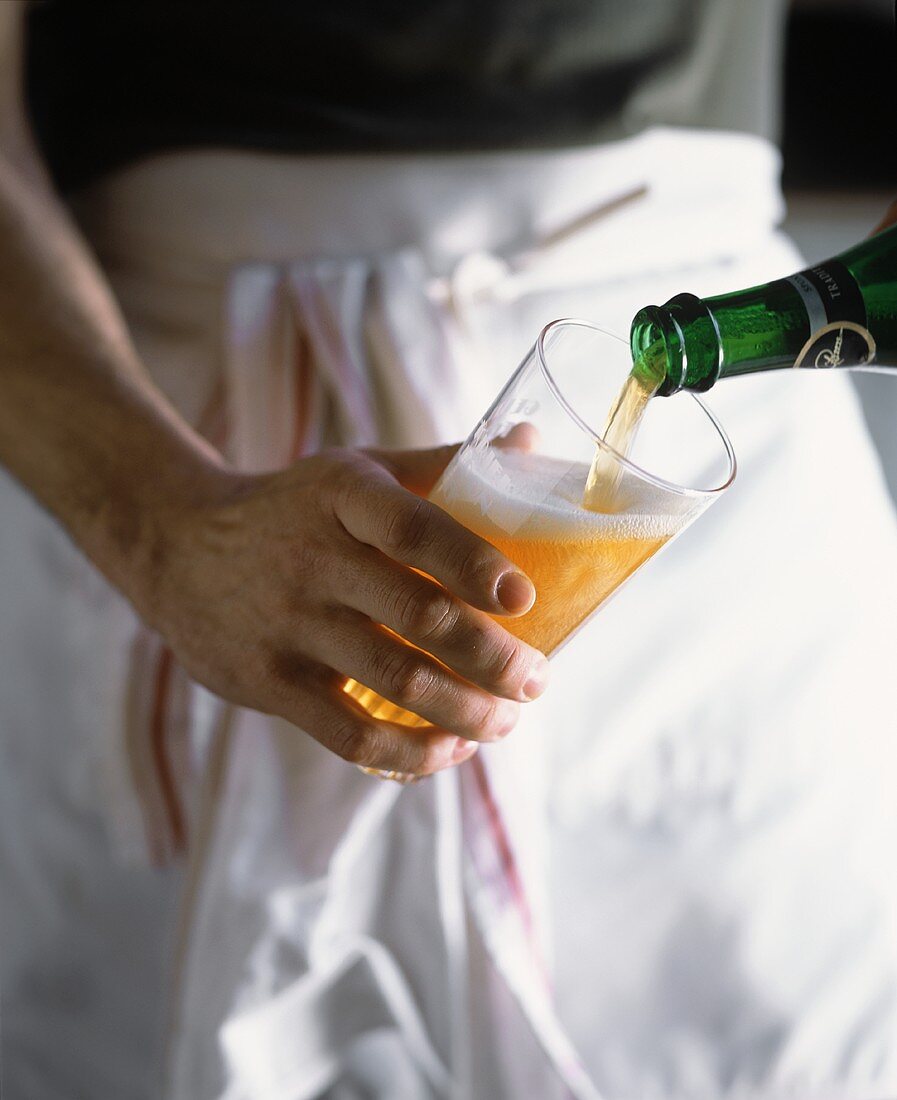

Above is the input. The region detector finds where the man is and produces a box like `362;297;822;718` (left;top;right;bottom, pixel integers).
4;3;897;1098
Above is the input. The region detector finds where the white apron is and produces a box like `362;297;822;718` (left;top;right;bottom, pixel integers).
2;128;897;1100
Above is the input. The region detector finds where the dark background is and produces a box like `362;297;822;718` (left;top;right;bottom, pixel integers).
783;0;896;189
782;0;897;500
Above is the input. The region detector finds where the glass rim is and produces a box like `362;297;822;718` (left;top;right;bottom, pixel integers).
535;317;738;498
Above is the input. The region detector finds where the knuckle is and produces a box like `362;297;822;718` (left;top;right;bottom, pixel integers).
329;718;377;766
382;651;436;708
321;446;363;475
489;642;525;694
328;456;371;509
386;583;424;634
405;592;459;643
456;542;499;589
477;693;516;739
382;498;431;557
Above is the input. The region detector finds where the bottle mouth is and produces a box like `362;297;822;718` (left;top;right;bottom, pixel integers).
630;305;686;397
535;317;737;499
635;293;725;396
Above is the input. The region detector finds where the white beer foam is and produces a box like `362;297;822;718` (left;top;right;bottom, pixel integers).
432;447;694;540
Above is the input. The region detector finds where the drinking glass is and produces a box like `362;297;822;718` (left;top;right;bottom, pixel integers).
346;318;736;781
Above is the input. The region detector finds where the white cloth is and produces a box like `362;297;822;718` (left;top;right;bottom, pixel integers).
2;127;897;1100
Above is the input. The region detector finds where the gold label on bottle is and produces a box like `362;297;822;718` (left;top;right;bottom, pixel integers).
793;321;876;369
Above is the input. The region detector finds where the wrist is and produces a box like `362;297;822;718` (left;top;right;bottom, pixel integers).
91;429;237;628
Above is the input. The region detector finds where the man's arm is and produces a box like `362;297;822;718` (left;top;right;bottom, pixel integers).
0;3;227;601
0;5;548;776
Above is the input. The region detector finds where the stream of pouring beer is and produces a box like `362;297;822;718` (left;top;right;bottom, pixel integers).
582;370;659;512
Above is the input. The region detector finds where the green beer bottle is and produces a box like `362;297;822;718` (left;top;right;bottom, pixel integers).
630;224;897;396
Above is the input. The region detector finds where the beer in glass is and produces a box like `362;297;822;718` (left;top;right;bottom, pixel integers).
346;319;736;773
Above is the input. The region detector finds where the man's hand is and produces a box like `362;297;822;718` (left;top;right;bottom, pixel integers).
139;446;549;777
1;10;546;777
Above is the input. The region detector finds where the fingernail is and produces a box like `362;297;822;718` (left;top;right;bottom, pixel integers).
523;658;550;700
496;571;535;614
452;738;479;764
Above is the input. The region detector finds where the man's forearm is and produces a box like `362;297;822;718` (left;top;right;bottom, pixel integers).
0;152;224;607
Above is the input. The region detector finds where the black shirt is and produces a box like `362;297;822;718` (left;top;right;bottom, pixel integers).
26;0;700;192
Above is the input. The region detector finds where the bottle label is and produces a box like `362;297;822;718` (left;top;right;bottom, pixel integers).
793;321;877;369
786;260;876;368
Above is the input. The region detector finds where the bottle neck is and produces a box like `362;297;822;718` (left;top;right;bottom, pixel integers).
631;236;887;396
630;293;723;396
